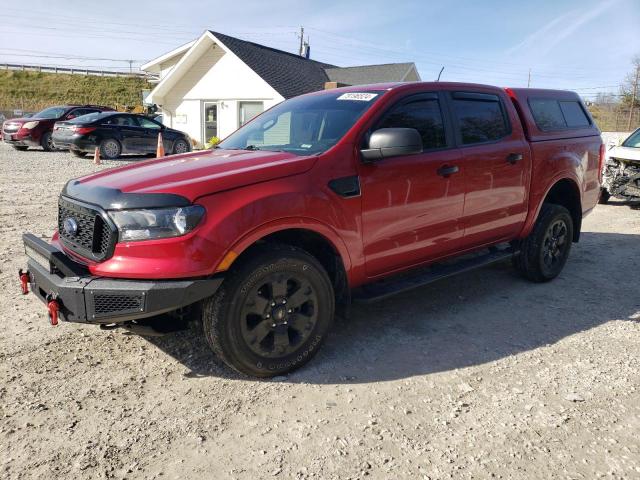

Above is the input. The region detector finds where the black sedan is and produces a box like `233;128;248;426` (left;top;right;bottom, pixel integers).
52;112;191;159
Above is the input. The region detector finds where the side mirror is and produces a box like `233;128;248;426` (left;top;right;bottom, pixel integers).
361;128;422;162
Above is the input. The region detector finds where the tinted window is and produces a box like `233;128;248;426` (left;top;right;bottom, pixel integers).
559;101;590;128
452;95;509;144
377;97;446;150
529;99;566;130
138;117;162;129
105;115;136;127
622;129;640;148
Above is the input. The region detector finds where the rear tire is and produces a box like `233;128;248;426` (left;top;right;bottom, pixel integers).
99;138;121;160
40;131;54;151
512;203;574;282
71;150;87;158
12;145;28;151
598;188;610;204
202;244;334;377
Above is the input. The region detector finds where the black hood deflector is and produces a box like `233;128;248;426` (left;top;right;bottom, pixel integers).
63;180;190;210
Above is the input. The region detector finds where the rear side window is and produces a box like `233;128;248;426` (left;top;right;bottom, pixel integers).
559;101;590;128
451;93;510;145
529;99;591;130
377;96;446;150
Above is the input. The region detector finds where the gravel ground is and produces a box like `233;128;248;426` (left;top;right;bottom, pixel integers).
1;142;639;480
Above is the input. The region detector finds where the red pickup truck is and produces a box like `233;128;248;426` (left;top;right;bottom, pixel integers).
20;82;603;377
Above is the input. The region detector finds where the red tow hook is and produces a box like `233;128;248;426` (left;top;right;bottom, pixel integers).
18;269;30;295
46;294;60;326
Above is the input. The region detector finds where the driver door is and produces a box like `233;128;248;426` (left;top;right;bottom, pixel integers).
359;93;465;277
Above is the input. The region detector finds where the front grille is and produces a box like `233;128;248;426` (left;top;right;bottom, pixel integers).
3;122;20;133
58;197;116;261
93;293;143;316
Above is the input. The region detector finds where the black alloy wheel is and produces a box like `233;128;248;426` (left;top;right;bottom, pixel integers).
240;272;319;359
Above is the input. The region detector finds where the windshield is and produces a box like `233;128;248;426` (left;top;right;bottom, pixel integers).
622;129;640;148
219;91;384;155
34;106;67;119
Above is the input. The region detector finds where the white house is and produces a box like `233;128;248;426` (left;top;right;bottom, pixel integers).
141;31;420;146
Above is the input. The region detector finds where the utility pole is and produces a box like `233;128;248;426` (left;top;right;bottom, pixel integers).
128;60;134;74
627;64;639;131
298;26;305;56
527;68;531;88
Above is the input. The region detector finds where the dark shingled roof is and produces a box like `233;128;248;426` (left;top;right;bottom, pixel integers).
208;32;417;98
210;31;336;99
325;63;416;85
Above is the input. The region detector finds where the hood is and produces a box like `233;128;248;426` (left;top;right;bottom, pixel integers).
5;116;53;123
63;149;318;209
609;146;640;162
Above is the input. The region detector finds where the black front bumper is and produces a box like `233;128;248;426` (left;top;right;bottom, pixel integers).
22;233;222;324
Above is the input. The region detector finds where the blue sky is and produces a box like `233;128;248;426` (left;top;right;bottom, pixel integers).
1;0;638;99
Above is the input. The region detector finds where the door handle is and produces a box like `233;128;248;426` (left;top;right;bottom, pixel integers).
507;153;523;164
437;165;459;178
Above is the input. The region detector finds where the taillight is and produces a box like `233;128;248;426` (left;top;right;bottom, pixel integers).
598;143;605;184
72;126;96;135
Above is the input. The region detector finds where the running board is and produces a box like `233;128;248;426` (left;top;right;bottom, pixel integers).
352;245;517;303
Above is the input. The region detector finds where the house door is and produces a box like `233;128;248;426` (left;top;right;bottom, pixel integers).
203;102;218;144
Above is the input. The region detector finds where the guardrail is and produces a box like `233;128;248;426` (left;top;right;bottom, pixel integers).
0;63;156;79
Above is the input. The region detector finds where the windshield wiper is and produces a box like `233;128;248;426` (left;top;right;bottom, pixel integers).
244;145;261;150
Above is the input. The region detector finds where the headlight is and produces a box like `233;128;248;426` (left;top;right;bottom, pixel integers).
108;205;205;242
22;121;40;129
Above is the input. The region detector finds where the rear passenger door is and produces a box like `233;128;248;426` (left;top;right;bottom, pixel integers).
104;115;145;152
448;91;531;249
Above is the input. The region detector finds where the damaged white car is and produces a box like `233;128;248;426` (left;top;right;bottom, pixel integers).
600;128;640;203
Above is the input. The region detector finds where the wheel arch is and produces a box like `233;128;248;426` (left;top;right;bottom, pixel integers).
532;178;583;242
222;223;352;315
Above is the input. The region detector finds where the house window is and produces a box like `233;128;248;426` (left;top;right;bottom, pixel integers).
239;102;263;127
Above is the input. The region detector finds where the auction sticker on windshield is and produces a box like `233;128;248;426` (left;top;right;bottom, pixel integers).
336;93;378;101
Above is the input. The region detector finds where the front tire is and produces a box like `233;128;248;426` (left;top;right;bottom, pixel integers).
173;138;190;155
202;244;335;377
99;138;121;160
40;131;54;151
513;203;574;282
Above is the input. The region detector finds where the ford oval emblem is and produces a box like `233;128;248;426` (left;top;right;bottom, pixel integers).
63;217;79;236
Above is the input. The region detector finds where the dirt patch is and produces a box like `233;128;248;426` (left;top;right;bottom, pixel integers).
1;143;639;479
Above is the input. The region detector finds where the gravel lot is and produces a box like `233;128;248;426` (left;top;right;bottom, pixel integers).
1;142;639;480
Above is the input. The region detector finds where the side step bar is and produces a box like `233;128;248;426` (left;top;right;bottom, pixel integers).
352;245;517;303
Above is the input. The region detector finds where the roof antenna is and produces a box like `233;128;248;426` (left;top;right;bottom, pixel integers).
436;66;444;81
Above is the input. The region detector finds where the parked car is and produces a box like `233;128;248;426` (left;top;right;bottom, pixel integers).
2;105;114;151
20;82;602;377
600;127;640;203
52;112;191;159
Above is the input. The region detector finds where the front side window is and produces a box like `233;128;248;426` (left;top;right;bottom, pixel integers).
376;96;446;150
219;90;383;155
452;94;510;145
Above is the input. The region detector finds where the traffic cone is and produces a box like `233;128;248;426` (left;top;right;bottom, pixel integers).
156;132;165;158
93;146;101;165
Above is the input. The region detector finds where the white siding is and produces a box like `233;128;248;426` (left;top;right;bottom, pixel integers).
156;40;284;145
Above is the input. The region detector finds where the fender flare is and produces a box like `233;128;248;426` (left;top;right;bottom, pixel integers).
519;173;582;239
219;217;354;274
